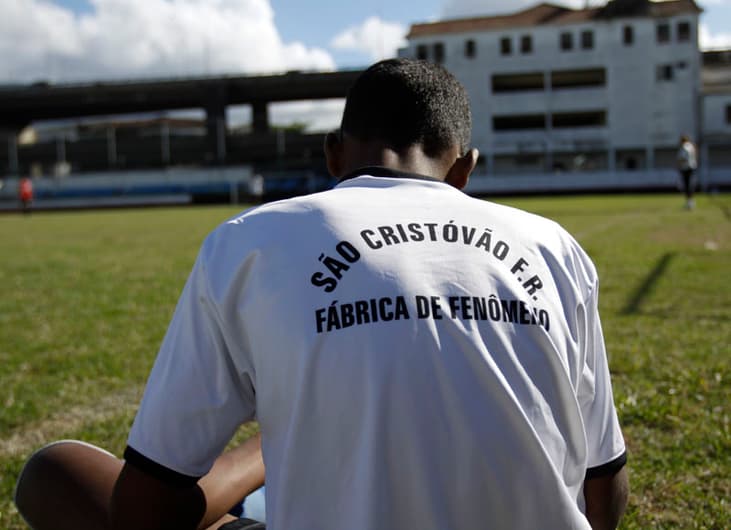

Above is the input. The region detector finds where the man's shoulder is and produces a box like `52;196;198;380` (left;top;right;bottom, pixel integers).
477;199;597;283
202;190;338;253
212;192;330;235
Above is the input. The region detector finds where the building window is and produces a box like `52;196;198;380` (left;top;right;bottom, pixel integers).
677;21;691;42
416;44;428;60
657;22;671;43
465;39;476;58
551;111;606;128
492;72;544;92
521;35;533;54
623;25;634;45
657;64;674;81
500;36;512;55
493;114;546;131
560;32;573;51
433;42;445;63
551;68;606;89
581;30;594;50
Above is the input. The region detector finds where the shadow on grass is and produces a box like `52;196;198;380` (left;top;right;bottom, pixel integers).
709;197;731;221
721;204;731;221
621;252;676;315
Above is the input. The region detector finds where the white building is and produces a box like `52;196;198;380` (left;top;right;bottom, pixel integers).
701;49;731;183
399;0;730;192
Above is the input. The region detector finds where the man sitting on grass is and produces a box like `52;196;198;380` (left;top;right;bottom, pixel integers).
15;58;628;530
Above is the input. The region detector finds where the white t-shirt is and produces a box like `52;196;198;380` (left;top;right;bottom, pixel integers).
127;168;626;530
677;141;698;170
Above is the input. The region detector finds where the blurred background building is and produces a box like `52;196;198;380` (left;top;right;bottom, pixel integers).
399;0;731;193
1;0;729;207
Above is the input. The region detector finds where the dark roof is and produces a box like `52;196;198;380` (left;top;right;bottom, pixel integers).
407;1;703;38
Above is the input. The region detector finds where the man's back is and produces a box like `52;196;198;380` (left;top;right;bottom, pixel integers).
153;169;625;529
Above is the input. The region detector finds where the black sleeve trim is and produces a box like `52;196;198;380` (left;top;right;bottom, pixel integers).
123;446;201;487
585;451;627;480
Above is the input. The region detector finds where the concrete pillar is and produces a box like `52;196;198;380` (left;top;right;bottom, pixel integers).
205;84;227;164
700;141;710;191
7;132;19;175
544;138;554;173
608;145;616;172
205;105;226;164
252;101;269;134
56;135;66;165
544;70;552;173
646;144;654;170
160;121;170;165
107;126;117;168
276;128;285;157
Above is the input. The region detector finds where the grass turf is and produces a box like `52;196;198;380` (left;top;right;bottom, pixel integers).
1;193;729;528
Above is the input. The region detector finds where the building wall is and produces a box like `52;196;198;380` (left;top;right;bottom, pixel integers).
703;93;731;136
399;8;701;172
702;92;731;167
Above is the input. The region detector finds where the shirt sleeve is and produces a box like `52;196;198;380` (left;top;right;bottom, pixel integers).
577;281;626;478
126;239;257;480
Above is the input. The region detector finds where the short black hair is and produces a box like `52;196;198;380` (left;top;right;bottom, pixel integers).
340;58;472;157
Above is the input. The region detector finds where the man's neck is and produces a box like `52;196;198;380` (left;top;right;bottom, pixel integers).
340;139;454;181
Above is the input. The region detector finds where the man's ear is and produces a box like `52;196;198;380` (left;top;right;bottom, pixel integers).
324;131;344;178
444;148;479;190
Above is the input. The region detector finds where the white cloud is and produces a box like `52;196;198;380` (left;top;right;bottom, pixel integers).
0;0;335;82
270;99;345;132
700;23;731;50
331;16;407;62
0;0;82;80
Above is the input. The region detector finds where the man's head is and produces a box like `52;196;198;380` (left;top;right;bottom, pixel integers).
325;58;478;188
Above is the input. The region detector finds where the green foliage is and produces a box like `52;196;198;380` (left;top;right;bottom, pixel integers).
1;194;729;528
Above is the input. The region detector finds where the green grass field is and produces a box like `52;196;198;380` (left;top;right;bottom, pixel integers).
1;193;729;528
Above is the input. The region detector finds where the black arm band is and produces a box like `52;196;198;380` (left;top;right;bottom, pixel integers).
123;445;201;487
585;451;627;480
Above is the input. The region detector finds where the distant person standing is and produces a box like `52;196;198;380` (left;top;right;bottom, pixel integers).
19;177;34;214
676;135;698;209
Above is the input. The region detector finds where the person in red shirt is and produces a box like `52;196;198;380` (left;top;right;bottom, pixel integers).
19;177;34;213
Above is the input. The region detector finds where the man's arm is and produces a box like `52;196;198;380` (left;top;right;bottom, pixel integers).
584;466;629;530
110;433;265;530
109;461;205;530
197;433;265;529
